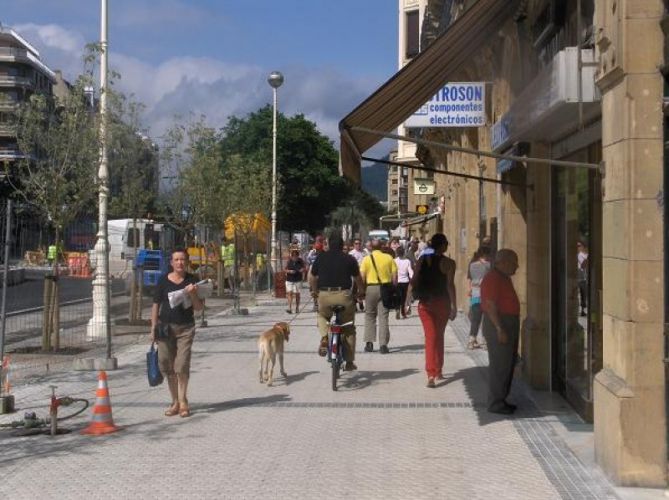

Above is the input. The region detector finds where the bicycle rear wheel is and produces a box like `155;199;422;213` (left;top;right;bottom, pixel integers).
331;361;338;391
331;335;340;391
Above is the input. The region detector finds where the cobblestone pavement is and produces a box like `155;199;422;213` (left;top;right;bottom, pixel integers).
0;295;631;499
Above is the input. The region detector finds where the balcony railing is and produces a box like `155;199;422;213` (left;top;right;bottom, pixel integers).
0;75;33;88
0;47;29;59
0;123;17;136
0;100;18;111
0;147;22;159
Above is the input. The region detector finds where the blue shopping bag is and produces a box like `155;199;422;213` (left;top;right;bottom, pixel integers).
147;343;164;387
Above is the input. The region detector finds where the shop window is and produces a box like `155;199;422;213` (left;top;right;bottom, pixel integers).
406;10;419;58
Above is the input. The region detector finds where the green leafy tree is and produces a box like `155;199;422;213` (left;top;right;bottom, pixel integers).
219;106;349;234
159;116;229;248
8;71;99;350
108;93;158;222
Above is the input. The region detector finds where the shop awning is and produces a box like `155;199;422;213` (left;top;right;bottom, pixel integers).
402;212;440;228
339;0;519;184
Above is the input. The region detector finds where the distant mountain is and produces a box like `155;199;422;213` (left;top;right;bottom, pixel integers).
361;160;388;201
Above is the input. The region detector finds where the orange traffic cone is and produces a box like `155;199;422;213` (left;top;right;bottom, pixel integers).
81;370;120;435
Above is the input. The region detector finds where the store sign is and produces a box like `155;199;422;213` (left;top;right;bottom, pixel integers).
405;83;486;128
491;116;511;151
413;178;435;195
416;204;429;215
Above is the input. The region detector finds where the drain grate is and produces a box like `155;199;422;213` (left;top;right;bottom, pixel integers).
216;400;484;410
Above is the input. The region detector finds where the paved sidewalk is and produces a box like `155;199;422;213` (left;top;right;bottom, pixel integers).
0;297;659;499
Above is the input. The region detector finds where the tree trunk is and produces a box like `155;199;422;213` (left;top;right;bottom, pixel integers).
50;278;60;351
129;268;137;322
51;227;61;350
137;267;143;320
41;276;52;351
129;217;139;322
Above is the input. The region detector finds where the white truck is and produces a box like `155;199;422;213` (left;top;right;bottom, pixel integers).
89;219;163;277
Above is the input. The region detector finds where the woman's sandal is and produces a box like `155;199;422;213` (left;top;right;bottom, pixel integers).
164;404;180;417
179;403;190;418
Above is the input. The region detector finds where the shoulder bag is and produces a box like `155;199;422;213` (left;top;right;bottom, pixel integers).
370;254;401;310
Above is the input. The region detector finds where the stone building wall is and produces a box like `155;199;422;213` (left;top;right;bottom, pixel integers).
593;0;666;486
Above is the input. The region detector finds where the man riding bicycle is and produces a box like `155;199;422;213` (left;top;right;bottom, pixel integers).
308;233;364;371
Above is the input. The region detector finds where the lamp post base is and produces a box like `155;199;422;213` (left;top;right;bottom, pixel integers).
0;394;15;414
72;357;118;371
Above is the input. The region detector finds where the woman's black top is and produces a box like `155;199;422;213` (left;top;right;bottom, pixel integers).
286;258;305;283
153;273;198;325
413;254;448;300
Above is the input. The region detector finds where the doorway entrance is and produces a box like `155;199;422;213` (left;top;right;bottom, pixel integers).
551;143;602;422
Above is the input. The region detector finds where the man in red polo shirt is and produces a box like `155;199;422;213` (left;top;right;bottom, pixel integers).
480;249;520;415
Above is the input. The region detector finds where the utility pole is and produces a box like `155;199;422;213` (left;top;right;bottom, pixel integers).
82;0;117;370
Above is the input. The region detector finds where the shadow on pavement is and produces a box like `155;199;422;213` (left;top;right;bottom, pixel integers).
340;368;419;391
192;394;292;414
273;370;319;386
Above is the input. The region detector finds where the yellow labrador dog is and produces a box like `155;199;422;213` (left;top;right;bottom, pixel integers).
258;322;290;386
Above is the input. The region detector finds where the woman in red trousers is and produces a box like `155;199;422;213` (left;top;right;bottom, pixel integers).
407;234;457;387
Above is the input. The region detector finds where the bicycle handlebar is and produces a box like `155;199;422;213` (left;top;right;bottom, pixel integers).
330;320;354;327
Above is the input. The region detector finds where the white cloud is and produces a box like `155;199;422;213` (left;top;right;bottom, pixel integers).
8;22;391;157
13;23;85;54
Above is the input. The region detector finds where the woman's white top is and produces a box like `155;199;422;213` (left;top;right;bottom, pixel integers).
395;257;413;283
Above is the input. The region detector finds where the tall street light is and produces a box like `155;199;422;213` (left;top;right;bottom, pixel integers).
85;0;115;369
267;70;284;277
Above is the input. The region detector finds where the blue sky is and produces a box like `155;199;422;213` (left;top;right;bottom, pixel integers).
3;0;398;151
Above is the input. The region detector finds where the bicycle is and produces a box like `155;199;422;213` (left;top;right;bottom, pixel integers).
327;305;354;391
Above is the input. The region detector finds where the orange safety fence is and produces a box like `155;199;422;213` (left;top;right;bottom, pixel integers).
67;253;91;278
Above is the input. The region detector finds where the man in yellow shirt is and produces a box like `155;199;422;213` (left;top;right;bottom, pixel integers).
360;238;398;354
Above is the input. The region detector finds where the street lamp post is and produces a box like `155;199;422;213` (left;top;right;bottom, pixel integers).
85;0;116;369
267;71;283;280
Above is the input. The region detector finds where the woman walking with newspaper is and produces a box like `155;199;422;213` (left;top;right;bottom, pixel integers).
150;248;203;418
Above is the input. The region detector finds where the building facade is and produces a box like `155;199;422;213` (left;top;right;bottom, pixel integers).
0;26;56;166
413;0;666;487
343;0;666;487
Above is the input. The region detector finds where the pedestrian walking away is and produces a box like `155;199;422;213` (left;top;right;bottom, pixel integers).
359;238;397;354
394;246;413;319
308;233;364;371
406;237;420;267
480;248;520;415
285;249;305;314
306;236;325;311
467;245;492;349
151;248;204;418
348;238;368;311
407;233;456;387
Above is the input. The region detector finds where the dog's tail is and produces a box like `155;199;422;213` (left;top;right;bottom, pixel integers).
258;340;267;361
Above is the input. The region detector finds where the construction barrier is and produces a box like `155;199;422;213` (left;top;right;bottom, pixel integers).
67;254;91;278
274;271;287;299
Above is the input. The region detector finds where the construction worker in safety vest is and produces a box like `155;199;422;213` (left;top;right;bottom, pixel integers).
47;243;63;266
221;241;236;291
256;253;266;270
